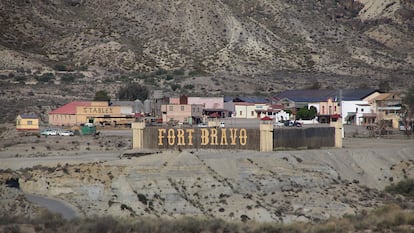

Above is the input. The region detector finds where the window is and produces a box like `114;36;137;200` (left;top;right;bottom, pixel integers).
240;111;242;116
169;106;173;111
251;111;254;116
361;108;364;112
181;106;184;111
27;121;32;125
322;106;325;114
334;106;337;112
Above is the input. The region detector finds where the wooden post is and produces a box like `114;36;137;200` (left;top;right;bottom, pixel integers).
259;122;273;152
132;122;146;149
330;119;343;148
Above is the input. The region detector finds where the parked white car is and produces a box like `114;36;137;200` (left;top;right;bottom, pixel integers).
274;121;285;127
58;130;74;136
197;122;208;128
40;129;58;136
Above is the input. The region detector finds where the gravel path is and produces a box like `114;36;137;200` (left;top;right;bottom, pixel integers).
25;194;78;220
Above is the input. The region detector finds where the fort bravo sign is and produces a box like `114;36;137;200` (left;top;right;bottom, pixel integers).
157;128;249;146
132;121;342;152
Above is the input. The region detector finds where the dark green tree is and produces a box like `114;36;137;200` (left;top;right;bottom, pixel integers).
94;90;111;101
117;83;149;101
296;106;317;120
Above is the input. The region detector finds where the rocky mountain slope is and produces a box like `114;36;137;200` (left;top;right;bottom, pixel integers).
0;0;413;90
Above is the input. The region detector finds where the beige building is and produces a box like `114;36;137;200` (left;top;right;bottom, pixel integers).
161;104;204;124
49;101;134;126
16;114;39;131
366;92;403;129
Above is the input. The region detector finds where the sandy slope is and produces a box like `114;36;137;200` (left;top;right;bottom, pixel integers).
1;137;413;223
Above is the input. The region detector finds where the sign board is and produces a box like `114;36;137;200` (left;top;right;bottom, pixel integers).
144;127;260;150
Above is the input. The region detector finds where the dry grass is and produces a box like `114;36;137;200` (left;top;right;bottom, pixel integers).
1;204;413;233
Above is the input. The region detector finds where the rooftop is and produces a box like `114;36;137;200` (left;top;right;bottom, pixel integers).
49;101;91;115
274;89;378;102
19;114;38;119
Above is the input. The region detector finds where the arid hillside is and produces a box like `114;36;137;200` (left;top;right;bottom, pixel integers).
1;136;414;224
0;0;413;91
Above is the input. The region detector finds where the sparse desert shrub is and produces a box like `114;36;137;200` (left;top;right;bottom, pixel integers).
385;179;414;197
137;193;148;205
172;68;185;76
184;84;194;90
35;73;54;83
154;69;167;76
53;64;67;71
61;73;84;83
170;83;181;91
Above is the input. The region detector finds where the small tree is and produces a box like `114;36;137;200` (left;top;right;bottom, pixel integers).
117;83;149;101
296;106;317;120
94;90;111;101
170;84;181;91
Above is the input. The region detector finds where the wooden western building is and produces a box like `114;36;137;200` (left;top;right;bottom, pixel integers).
48;101;137;126
16;114;39;131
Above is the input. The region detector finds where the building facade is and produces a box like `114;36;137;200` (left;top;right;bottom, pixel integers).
49;101;136;126
16;114;39;131
161;104;204;124
366;92;403;129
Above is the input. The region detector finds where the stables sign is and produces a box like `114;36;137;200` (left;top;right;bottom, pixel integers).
157;128;248;147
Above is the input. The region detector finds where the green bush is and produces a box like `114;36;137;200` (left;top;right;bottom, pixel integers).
170;83;181;91
54;64;67;71
385;179;414;197
154;69;167;76
35;73;55;83
94;90;111;101
172;68;185;76
184;84;194;90
61;73;85;83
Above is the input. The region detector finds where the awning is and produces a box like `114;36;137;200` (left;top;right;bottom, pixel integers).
260;116;273;121
331;114;341;119
361;113;376;118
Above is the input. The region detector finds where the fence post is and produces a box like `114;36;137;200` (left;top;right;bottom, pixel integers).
260;122;273;152
330;119;343;148
132;122;146;149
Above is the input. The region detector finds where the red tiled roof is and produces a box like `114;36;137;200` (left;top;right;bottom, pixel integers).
49;101;91;115
269;104;284;110
260;116;273;121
